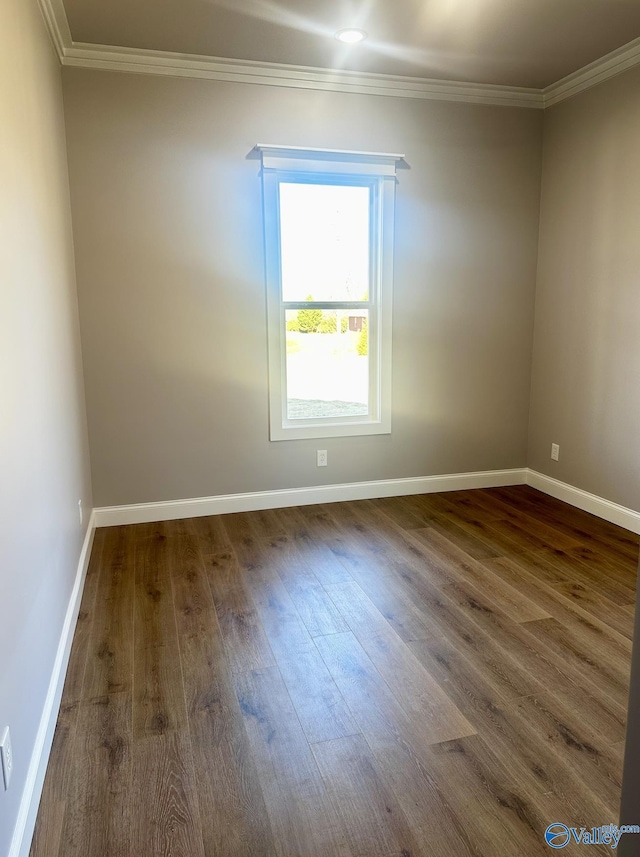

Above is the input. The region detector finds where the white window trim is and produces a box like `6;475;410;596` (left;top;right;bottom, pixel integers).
258;144;403;442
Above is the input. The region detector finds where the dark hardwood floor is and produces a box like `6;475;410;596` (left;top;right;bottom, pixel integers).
30;486;639;856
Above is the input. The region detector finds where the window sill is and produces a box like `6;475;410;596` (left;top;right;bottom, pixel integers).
270;418;391;442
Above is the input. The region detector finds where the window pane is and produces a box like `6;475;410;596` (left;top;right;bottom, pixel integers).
285;309;369;420
279;183;370;303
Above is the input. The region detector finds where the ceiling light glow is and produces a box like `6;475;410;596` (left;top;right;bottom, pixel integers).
335;29;367;44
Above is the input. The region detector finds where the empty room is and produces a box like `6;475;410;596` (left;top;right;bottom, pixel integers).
3;0;640;854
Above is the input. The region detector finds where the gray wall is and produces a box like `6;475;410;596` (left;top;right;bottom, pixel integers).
0;0;92;852
529;67;640;511
62;69;543;507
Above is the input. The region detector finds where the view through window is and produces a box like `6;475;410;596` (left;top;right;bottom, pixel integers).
280;182;371;421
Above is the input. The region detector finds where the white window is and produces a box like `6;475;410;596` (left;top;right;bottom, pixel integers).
259;145;401;441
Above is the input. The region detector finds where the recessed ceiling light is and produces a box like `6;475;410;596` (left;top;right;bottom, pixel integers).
335;28;367;44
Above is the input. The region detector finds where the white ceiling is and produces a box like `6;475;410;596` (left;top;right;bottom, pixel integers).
61;0;640;89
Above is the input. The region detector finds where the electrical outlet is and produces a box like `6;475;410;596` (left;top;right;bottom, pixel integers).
78;499;83;527
1;727;13;790
317;450;328;467
551;443;560;462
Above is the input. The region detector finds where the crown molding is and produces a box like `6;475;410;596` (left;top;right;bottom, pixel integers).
543;35;640;107
37;0;640;110
37;0;71;59
61;42;545;108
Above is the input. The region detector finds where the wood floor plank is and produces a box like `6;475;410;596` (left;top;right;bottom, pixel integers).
234;666;347;857
505;693;624;813
29;702;79;857
411;620;623;748
133;641;187;738
490;487;640;564
435;488;586;552
292;538;354;586
545;547;636;606
133;535;187;739
440;578;630;739
482;555;633;652
410;563;625;742
312;734;426;857
238;554;316;658
167;533;218;639
82;527;135;699
344;501;479;582
182;633;278;857
620;603;636;634
314;631;480;856
133;533;174;646
189;513;233;552
278;648;360;745
221;511;259;544
269;505;317;541
192;730;275;857
325;580;476;743
412;528;552;623
433;514;541;558
175;550;278;857
423;514;504;561
235;539;359;744
329;519;457;590
531;490;639;561
368;495;435;530
222;509;286;544
315;631;429;750
379;559;543;701
550;578;635;639
132;731;205;857
324;579;411;643
295;503;350;540
490;514;585;553
324;502;413;569
235;665;326;797
323;550;439;643
344;572;437;643
174;565;276;857
569;545;638;592
409;638;616;821
521;617;630;711
265;512;354;586
409;634;531;711
402;490;464;521
432;489;522;525
439;579;607;697
204;549;276;675
425;735;552;857
59;692;132;857
264;536;350;638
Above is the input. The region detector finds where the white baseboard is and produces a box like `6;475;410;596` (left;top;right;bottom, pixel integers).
93;468;528;527
10;512;96;857
526;470;640;535
92;468;640;535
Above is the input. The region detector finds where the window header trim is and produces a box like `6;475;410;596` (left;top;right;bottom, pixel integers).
256;144;405;177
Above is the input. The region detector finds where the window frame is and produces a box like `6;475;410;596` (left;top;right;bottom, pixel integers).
258;145;402;442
